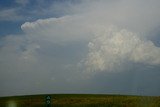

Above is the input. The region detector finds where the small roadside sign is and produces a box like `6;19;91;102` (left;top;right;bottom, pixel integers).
45;95;51;107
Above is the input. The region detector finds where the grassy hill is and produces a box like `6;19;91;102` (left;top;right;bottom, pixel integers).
0;94;160;107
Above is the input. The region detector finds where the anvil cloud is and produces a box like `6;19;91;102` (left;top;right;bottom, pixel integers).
0;0;160;96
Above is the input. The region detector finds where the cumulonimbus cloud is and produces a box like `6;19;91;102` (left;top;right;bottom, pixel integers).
16;0;160;73
83;26;160;72
21;15;92;44
0;0;160;96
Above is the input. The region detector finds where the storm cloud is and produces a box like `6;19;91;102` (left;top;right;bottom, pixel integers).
0;0;160;96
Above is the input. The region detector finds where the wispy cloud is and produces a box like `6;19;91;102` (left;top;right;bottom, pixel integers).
0;0;76;22
0;8;23;21
15;0;29;6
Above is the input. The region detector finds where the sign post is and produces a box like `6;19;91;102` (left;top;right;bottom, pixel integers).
46;95;51;107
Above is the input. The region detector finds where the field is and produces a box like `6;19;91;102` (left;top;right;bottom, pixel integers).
0;94;160;107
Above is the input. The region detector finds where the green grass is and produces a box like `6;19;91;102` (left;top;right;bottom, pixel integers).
0;94;160;107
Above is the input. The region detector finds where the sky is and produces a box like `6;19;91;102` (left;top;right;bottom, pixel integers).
0;0;160;97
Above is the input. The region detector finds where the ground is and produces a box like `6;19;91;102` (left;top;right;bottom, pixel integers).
0;94;160;107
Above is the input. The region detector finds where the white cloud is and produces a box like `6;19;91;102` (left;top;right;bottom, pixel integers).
1;0;160;76
0;0;160;96
15;0;29;6
20;12;160;74
21;15;92;44
83;26;160;72
0;8;23;21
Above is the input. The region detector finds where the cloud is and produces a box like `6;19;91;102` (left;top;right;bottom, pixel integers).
0;0;160;96
83;26;160;72
0;8;23;21
21;15;92;44
15;0;29;6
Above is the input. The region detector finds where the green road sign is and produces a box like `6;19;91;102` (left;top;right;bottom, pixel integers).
46;95;51;107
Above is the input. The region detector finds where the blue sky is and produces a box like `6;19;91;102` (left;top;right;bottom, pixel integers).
0;0;77;35
0;0;160;97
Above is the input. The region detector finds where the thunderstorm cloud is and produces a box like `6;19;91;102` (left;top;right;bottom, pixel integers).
0;0;160;96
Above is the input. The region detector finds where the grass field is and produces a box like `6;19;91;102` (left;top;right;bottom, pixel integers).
0;94;160;107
